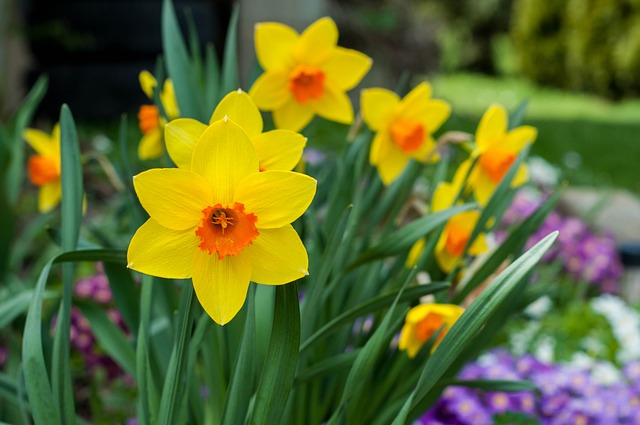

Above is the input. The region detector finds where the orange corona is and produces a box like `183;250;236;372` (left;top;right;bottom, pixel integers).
195;203;259;260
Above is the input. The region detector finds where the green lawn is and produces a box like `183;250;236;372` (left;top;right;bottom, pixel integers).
431;73;640;192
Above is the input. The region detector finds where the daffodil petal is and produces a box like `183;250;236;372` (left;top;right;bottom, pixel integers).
323;47;372;90
255;22;298;71
247;225;308;284
421;99;451;133
191;119;259;204
294;17;337;64
252;129;306;171
133;168;212;230
24;129;57;156
450;211;480;233
139;70;157;98
397;82;432;117
469;232;488;256
138;127;164;160
361;88;400;132
471;168;495;207
127;218;197;279
435;233;458;272
161;80;180;120
406;237;426;268
504;126;537;152
432;182;456;213
38;181;61;213
476;104;507;152
210;89;263;136
369;131;388;165
249;69;292;110
409;135;439;163
165;118;207;169
272;99;315;132
374;137;411;185
235;170;316;228
309;85;353;124
512;163;528;187
192;250;252;325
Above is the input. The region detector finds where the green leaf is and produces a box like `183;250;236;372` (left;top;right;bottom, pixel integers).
204;43;221;113
136;276;156;425
103;263;140;337
407;232;558;420
249;283;300;425
0;290;55;328
221;286;256;425
300;282;449;352
162;0;200;119
352;204;476;267
508;98;530;129
295;350;360;384
76;302;137;376
445;379;537;393
220;4;240;95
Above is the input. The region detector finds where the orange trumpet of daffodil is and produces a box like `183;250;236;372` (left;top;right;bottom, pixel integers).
249;17;372;132
127;117;316;325
399;303;464;358
463;104;537;206
137;70;180;160
361;82;451;185
24;124;62;213
165;89;306;171
407;166;487;272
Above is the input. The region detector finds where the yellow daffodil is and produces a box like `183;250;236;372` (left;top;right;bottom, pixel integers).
24;124;61;213
249;17;372;132
165;89;306;171
127;117;316;325
137;70;180;160
407;167;487;272
361;82;451;185
464;104;537;206
399;303;464;358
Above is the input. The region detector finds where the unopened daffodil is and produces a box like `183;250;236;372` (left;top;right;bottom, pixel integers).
361;82;451;185
399;303;464;358
127;117;316;325
249;17;372;131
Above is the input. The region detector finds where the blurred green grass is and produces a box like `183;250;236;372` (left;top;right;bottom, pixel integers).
432;73;640;192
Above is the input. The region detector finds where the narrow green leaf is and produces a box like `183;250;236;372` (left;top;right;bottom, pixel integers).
22;258;60;425
352;204;476;267
249;283;300;425
407;232;558;420
162;0;200;119
300;282;449;352
0;290;54;328
221;286;256;425
295;350;360;384
0;372;27;407
55;249;127;264
103;263;140;336
204;43;220;113
508;98;530;129
136;276;155;425
76;302;137;376
445;379;537;393
220;4;240;95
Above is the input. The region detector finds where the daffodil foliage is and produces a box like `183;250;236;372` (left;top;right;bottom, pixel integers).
5;2;559;425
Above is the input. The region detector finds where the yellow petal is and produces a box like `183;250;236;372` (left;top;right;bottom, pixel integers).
406;237;426;268
191;119;259;204
398;322;421;358
210;89;263;137
127;218;198;279
309;85;353;124
397;82;432;118
432;182;456;213
254;22;298;71
449;211;480;233
138;127;164;160
470;168;496;207
369;130;389;165
38;181;61;213
469;232;488;256
249;69;292;110
408;135;439;163
372;134;411;185
247;225;308;284
272;99;315;132
139;70;157;98
421;99;451;133
435;232;458;272
504;125;537;152
323;47;372;90
294;17;337;65
165;118;207;169
192;250;252;325
234;171;316;229
476;104;507;153
133;168;212;230
24;128;56;156
361;88;400;132
252;129;306;171
160;80;180;120
512;163;528;187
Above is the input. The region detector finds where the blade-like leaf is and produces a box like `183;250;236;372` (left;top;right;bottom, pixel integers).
220;4;240;95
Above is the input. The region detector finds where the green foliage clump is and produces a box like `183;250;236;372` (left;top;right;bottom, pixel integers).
511;0;640;98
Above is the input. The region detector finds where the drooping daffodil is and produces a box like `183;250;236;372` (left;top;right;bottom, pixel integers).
249;17;372;132
127;117;316;325
399;303;464;358
24;124;62;213
463;104;537;206
165;89;307;171
361;82;451;185
137;70;180;160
